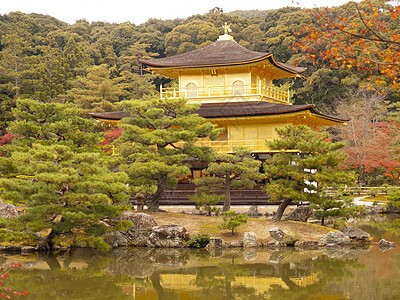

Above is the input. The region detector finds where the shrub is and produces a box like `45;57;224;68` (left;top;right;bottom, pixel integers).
367;187;379;197
387;188;400;207
189;192;224;216
218;211;248;235
187;233;210;248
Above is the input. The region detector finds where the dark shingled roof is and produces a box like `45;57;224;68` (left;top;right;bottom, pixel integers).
88;111;130;120
89;102;346;123
197;101;345;121
140;40;306;74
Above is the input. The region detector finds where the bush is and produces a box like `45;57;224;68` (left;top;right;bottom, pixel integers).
189;192;224;216
218;211;248;235
387;188;400;207
367;187;379;197
187;233;210;248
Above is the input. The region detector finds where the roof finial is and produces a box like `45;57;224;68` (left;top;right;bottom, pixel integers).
218;22;234;41
223;22;232;35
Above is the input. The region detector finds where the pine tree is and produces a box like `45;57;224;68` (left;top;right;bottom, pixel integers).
65;64;122;114
0;98;130;249
263;125;355;222
117;97;221;211
193;147;263;212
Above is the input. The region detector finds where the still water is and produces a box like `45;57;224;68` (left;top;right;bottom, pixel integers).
2;219;400;300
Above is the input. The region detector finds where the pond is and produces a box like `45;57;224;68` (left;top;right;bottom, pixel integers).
2;218;400;300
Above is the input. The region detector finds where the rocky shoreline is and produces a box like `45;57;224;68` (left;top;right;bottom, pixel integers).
0;210;397;254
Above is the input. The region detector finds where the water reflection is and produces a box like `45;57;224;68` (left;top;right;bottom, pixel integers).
4;215;400;299
2;244;393;300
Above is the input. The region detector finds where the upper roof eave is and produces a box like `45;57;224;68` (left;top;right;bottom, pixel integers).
139;40;306;75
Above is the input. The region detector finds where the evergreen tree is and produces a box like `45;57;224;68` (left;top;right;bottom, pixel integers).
0;98;130;249
193;147;263;212
263;125;355;222
65;64;122;114
117;97;221;211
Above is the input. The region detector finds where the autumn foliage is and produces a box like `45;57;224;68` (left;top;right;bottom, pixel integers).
0;263;28;298
296;0;400;91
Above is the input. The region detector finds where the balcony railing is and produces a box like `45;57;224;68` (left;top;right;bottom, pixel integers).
160;84;291;103
174;139;274;153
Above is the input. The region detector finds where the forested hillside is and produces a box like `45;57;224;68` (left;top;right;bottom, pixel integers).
2;4;398;130
1;1;399;187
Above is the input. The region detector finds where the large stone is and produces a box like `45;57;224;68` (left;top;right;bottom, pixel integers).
103;231;130;248
0;200;18;218
149;225;189;248
119;212;157;230
378;239;396;250
206;237;226;249
269;227;297;246
338;226;371;242
294;240;319;249
319;231;351;246
119;212;157;247
285;206;313;222
0;245;21;252
247;205;259;218
264;241;287;248
243;232;258;248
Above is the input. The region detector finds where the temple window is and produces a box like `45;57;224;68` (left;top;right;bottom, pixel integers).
186;82;197;97
232;80;245;95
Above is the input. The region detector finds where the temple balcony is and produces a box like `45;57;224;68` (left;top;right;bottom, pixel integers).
174;139;273;153
160;84;292;104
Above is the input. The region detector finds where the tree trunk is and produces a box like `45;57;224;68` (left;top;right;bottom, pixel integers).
321;216;325;226
148;174;167;212
35;229;56;251
272;199;291;222
223;172;231;212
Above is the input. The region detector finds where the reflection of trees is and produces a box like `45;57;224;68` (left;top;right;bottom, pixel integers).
268;252;364;300
1;246;377;299
361;216;400;241
6;249;130;299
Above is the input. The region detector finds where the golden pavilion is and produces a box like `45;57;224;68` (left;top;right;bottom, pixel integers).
90;25;346;204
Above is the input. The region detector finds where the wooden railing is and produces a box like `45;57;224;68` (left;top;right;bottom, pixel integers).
174;139;273;153
160;84;291;103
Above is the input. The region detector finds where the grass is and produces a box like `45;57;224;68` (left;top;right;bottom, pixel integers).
359;195;389;203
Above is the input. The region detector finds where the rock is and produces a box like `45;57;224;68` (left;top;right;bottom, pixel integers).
0;245;21;252
21;246;36;253
119;212;157;230
386;205;400;213
269;227;297;246
103;231;130;248
206;237;226;249
0;200;18;218
294;241;319;249
365;205;386;214
247;205;259;218
227;240;244;248
265;241;287;248
285;206;313;222
319;231;351;246
148;225;189;248
243;232;258;248
378;239;396;249
339;226;371;242
117;212;157;247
